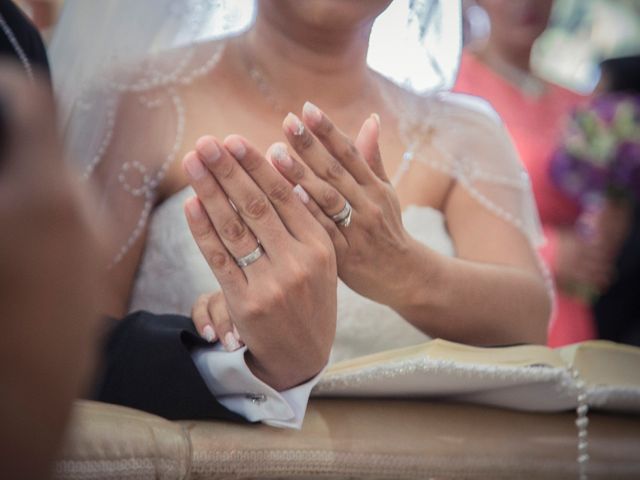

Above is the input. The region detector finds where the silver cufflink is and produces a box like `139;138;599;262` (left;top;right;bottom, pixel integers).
245;393;267;404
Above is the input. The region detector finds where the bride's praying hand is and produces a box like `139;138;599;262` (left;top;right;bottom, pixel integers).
192;103;550;350
183;134;336;390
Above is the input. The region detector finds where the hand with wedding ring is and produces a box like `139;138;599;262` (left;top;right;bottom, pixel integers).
272;102;421;309
182;134;337;391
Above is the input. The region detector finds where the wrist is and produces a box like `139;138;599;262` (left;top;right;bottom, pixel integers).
244;350;322;392
389;237;445;314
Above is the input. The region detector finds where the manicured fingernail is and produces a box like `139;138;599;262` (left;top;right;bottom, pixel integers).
293;184;309;204
303;101;322;126
203;325;216;343
195;137;221;164
284;112;305;136
185;197;205;220
184;155;207;180
269;143;292;168
224;332;240;351
372;113;381;128
225;136;247;160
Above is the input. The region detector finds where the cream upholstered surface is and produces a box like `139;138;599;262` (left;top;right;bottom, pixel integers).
56;399;640;479
56;401;190;479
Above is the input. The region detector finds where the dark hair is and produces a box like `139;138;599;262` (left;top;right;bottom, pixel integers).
600;55;640;94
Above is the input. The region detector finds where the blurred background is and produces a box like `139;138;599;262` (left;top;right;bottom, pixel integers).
463;0;640;93
14;0;640;94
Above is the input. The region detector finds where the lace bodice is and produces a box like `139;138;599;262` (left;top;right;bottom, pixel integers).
128;186;455;364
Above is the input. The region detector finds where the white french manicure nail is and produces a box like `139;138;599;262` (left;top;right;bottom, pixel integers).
293;184;309;204
372;113;381;128
224;332;240;351
203;325;215;342
284;112;305;136
303;101;322;125
269;143;292;168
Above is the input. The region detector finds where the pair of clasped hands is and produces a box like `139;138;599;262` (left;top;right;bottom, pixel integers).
182;101;416;391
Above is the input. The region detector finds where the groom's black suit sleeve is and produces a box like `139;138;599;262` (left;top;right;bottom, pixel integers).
91;311;247;423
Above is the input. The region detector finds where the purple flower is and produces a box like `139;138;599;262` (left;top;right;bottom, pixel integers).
550;150;609;201
550;93;640;205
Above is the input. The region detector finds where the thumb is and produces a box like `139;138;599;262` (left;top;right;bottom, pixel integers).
355;113;389;183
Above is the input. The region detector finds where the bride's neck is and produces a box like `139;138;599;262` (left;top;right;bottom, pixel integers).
239;10;375;111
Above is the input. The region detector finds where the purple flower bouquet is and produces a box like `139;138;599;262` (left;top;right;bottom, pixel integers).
550;94;640;206
550;94;639;299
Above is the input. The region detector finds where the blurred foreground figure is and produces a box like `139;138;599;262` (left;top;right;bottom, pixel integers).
0;0;50;78
0;64;107;480
454;0;602;346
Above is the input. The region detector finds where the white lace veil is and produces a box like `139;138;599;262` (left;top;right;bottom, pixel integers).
49;0;544;268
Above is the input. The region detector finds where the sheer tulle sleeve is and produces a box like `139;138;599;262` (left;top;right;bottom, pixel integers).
410;92;544;249
400;92;554;304
59;44;225;268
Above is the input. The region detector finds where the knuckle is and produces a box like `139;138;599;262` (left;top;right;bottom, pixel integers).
268;182;292;204
311;238;334;263
242;300;267;319
338;141;358;162
190;218;213;238
195;178;219;200
267;285;288;308
211;315;230;332
298;131;315;151
243;195;270;219
206;250;229;270
220;217;247;242
289;161;306;182
318;243;334;263
321;187;341;211
287;260;310;285
196;293;210;306
325;159;345;180
241;153;262;173
191;218;213;238
318;119;334;137
217;159;236;180
369;205;384;224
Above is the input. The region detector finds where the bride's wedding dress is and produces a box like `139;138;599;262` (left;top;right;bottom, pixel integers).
125;87;542;365
51;0;545;367
129;186;454;364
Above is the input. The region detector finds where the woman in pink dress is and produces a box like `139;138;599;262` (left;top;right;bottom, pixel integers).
455;0;607;346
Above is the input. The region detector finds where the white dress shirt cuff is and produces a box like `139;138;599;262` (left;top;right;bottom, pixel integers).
191;344;324;429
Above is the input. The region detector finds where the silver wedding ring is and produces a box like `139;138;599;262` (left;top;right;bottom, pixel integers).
331;200;353;227
235;244;265;268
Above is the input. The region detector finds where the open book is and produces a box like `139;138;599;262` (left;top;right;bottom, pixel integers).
314;339;640;413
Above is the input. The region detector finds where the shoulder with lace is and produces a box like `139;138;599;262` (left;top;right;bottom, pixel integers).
383;85;542;248
66;39;229;266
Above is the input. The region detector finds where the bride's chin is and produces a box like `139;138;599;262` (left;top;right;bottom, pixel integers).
258;0;392;31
